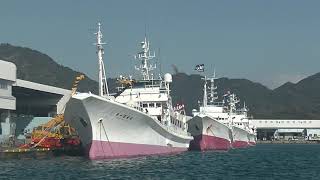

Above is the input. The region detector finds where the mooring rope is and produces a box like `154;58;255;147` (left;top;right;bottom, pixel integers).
99;120;115;156
99;121;106;156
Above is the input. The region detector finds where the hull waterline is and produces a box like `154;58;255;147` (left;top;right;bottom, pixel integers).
189;135;231;151
87;140;187;160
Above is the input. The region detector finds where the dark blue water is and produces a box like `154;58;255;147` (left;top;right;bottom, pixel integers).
1;144;320;180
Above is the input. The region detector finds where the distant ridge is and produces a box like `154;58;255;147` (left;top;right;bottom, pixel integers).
0;43;100;94
1;43;320;119
171;72;320;119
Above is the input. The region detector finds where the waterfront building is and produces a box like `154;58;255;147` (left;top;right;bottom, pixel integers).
0;60;16;142
0;59;70;143
252;119;320;141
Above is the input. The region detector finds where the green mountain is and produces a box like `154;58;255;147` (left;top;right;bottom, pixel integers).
171;73;275;118
272;73;320;119
1;43;320;119
171;72;320;119
0;43;102;94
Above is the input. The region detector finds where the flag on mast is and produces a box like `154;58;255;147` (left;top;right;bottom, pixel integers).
195;64;204;72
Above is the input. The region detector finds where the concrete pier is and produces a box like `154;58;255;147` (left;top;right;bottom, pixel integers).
0;59;71;144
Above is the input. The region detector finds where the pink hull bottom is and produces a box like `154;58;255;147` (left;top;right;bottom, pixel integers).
232;141;250;148
189;135;231;151
86;140;187;160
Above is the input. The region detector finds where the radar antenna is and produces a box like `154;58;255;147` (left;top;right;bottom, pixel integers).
208;69;218;104
228;93;240;114
134;36;156;80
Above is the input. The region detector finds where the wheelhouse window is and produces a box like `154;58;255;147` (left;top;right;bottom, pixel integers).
142;103;148;108
149;103;155;108
0;82;8;90
156;103;161;108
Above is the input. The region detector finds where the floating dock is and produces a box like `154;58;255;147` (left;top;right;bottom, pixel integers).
0;146;83;159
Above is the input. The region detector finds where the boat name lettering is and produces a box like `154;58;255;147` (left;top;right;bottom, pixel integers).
115;112;133;120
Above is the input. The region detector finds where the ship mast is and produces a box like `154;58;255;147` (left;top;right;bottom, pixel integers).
208;70;218;104
135;37;156;80
95;22;109;96
228;93;239;114
202;76;208;108
243;101;248;116
202;70;218;110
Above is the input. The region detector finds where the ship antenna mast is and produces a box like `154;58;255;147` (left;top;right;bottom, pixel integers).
208;69;218;104
135;36;156;80
203;76;208;108
158;48;162;77
95;22;109;96
229;93;239;114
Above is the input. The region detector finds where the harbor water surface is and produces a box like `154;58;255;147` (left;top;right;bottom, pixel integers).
1;144;320;180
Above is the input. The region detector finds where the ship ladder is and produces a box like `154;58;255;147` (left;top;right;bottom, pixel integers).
99;120;115;157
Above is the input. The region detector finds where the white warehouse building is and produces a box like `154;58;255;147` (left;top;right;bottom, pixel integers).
251;119;320;141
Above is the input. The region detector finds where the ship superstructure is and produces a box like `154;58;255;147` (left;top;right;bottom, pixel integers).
64;23;192;159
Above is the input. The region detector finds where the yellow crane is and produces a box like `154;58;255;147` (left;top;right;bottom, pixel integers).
25;75;85;148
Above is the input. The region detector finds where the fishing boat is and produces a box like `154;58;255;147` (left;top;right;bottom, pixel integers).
227;94;253;148
187;75;232;151
64;23;193;159
248;115;257;146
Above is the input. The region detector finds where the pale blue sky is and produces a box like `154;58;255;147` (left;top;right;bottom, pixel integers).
1;0;320;89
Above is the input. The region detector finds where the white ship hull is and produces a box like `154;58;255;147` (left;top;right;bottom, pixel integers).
232;126;250;148
248;133;257;146
64;93;193;159
187;115;232;151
